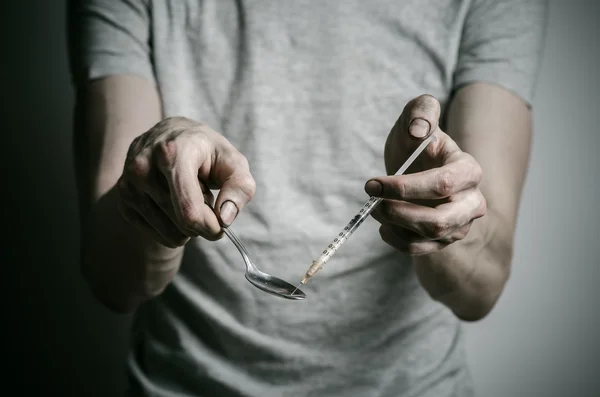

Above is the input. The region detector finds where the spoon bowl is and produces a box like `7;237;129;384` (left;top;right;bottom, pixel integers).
223;227;306;300
245;271;306;300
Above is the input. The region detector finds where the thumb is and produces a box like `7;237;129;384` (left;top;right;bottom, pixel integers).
210;151;257;227
384;94;441;173
399;94;441;140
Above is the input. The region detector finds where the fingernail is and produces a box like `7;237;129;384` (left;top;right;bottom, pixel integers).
409;118;431;138
365;179;383;196
220;200;238;226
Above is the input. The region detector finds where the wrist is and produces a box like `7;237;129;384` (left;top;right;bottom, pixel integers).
81;185;184;312
414;213;511;320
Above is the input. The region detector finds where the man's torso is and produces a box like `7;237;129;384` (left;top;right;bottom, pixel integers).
127;1;474;396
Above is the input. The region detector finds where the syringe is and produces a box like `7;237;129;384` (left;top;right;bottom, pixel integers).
296;133;436;287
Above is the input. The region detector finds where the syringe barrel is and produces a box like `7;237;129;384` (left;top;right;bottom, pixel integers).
301;134;435;284
312;196;383;268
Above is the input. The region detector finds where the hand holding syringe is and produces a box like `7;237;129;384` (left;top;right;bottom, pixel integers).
295;132;436;289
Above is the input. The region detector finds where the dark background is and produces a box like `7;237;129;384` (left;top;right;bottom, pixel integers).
3;1;599;396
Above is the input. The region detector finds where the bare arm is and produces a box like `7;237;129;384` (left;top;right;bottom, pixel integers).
74;75;181;313
367;83;532;321
74;75;257;314
416;82;533;320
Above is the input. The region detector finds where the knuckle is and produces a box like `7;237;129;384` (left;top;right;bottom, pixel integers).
155;140;178;170
463;154;483;184
472;162;483;183
434;169;455;197
476;193;487;218
127;154;151;180
458;225;471;239
238;174;257;200
406;242;424;256
238;153;251;169
225;149;250;169
428;217;451;239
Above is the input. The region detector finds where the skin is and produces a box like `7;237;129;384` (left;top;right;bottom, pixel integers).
75;75;531;320
74;75;256;313
365;84;532;321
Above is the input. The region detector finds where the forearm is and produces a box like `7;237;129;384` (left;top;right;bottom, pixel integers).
81;185;183;313
415;82;532;320
74;75;177;313
414;210;513;321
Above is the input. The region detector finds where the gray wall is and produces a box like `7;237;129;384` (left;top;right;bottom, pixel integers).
465;2;600;396
3;1;598;396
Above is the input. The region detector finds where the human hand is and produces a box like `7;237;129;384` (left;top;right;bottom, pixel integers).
365;95;487;255
116;117;256;248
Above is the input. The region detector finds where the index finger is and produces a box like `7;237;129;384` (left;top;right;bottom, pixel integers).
365;156;483;200
156;139;223;239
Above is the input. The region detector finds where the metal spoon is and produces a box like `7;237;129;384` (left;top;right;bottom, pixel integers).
222;227;306;300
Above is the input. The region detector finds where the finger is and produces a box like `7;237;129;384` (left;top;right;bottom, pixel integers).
392;221;474;243
143;172;216;238
396;94;441;141
117;185;189;248
374;216;474;246
144;187;183;232
138;194;192;247
155;139;224;240
384;94;443;175
210;147;257;227
435;189;487;222
372;191;484;239
124;147;153;188
124;143;216;238
448;222;473;242
118;202;180;248
379;225;447;256
365;155;483;200
122;145;179;226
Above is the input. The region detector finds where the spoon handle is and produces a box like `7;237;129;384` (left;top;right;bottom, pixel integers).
222;227;257;272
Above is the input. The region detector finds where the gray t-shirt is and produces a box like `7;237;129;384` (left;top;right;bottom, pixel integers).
69;1;547;396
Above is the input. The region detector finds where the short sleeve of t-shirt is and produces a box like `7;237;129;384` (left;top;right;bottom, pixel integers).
453;0;548;107
67;0;154;87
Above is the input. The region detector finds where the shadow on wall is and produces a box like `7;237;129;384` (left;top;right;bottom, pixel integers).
3;1;131;395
